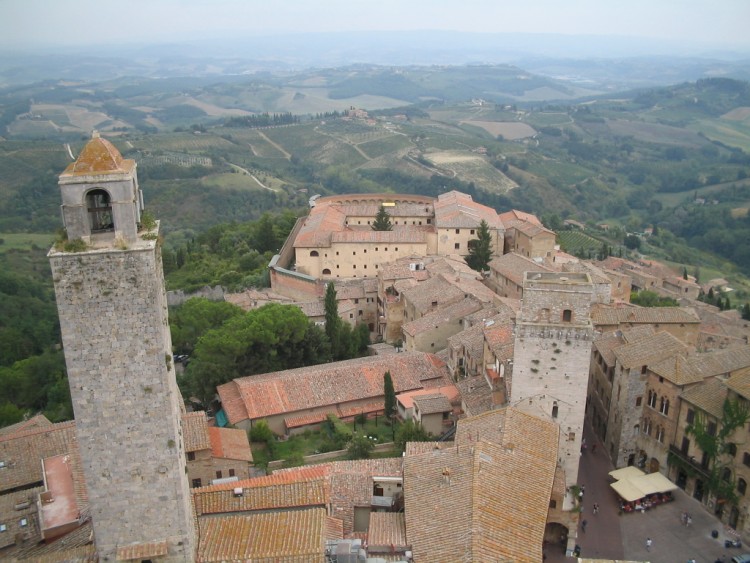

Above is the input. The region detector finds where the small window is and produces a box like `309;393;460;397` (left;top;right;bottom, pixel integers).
192;478;202;488
568;432;575;441
454;243;460;249
635;396;642;407
350;314;354;319
310;250;319;257
739;478;747;496
455;229;460;234
20;519;27;527
641;365;647;374
229;469;235;477
187;451;195;461
552;405;558;419
216;471;222;479
744;452;750;467
707;421;717;436
686;409;695;424
728;443;738;457
470;229;475;235
0;524;6;532
353;251;356;255
562;309;572;322
549;499;557;509
322;268;331;275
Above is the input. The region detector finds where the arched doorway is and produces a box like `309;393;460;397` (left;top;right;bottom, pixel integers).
86;189;113;232
649;457;660;473
544;522;569;555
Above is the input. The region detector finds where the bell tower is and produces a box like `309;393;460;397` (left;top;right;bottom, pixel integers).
49;133;196;561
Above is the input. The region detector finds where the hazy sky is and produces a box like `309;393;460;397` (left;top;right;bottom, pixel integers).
1;0;749;50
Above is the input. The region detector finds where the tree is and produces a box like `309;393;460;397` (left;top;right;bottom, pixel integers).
324;283;341;360
743;303;750;321
371;206;393;231
394;419;432;451
347;432;374;459
466;219;493;272
623;234;641;250
384;371;396;420
355;323;370;353
169;298;244;354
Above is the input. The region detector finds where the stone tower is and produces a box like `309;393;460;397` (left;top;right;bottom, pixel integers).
511;272;594;496
49;134;196;561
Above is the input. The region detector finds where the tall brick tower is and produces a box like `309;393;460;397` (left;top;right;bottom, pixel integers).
49;133;196;561
511;272;594;497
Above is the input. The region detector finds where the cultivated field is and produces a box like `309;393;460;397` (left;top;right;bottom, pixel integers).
461;120;537;140
606;118;705;147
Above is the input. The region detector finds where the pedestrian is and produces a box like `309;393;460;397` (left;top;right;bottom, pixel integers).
681;511;687;526
646;537;652;551
687;514;692;527
581;519;587;533
593;502;599;515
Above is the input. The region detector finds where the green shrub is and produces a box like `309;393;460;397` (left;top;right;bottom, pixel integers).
249;419;274;443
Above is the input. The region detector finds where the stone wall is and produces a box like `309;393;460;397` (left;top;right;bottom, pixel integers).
50;241;195;561
167;285;224;307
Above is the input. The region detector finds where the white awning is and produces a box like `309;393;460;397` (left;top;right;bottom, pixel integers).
608;466;645;481
610;471;678;502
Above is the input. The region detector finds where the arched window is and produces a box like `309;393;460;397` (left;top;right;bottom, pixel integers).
656;426;664;443
739;478;747;496
322;268;331;275
86;189;113;232
722;467;732;482
660;398;669;416
551;403;558;419
310;250;319;257
643;418;651;436
562;309;572;322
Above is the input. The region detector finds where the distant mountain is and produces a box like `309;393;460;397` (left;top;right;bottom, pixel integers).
1;31;750;90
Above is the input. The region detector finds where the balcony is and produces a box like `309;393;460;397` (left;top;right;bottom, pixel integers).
668;444;710;477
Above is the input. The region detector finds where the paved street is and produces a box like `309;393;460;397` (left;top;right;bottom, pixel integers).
546;424;746;562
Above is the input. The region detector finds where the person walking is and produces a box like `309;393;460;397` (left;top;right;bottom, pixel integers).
581;519;587;533
646;537;652;552
593;502;599;515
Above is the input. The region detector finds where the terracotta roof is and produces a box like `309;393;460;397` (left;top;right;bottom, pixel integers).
284;409;339;429
487;252;553;285
402;297;484;337
0;486;43;550
433;191;503;229
404;408;556;563
62;134;134;177
593;332;626;366
513;220;555;238
194;476;328;516
183;411;211;452
199;466;328;494
325;516;344;540
681;378;728;418
400;275;466;314
197;509;327;562
208;426;253;462
621;325;656;343
455;375;494;417
0;414;52;438
613;331;688;369
218;352;450;425
11;521;96;562
0;421;81;495
591;304;700;326
116;540;168;561
413;393;453;415
498;209;542;228
397;386;460;410
368;512;408;550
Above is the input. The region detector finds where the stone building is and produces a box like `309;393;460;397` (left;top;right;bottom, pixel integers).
485;252;554;299
511;272;595;497
48;134;196;561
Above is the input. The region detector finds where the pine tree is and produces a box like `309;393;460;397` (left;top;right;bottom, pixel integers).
372;206;393;231
384;371;396;420
324;283;341;360
466;219;493;272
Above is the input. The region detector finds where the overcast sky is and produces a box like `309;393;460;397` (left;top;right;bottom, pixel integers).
1;0;749;50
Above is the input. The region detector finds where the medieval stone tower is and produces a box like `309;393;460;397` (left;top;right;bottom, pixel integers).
511;271;594;497
49;133;196;561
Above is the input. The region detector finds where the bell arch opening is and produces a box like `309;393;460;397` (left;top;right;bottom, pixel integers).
86;189;114;233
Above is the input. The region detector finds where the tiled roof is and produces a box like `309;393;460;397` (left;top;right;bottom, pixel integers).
404;408;556;563
613;331;688;369
285;409;339;429
487;252;553;285
434;191;503;229
325;516;344;540
197;508;327;562
593;332;625;366
483;318;515;360
183;411;211;452
400;274;466;314
116;540;169;560
402;297;484;337
681;378;728;418
0;414;52;438
498;209;542;228
455;375;494;417
0;486;43;550
514;220;555;238
0;421;80;495
208;426;253;462
199;466;328;493
294;203;347;248
621;325;656;343
368;512;407;549
62;134;134;177
194;476;328;516
218;352;450;425
397;386;460;410
413;393;453;415
447;322;486;363
591;304;700;326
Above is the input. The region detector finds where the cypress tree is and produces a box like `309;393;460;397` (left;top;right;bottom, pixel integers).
466;219;493;272
384;371;396;420
372;206;393;231
324;283;341;359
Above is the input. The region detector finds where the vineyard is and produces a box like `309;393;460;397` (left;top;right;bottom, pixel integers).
557;230;605;258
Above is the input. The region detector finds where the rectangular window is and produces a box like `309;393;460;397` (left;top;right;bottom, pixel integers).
455;243;460;249
216;471;222;479
686;409;695;424
192;478;202;488
636;396;642;407
745;452;750;467
187;451;195;461
470;229;475;235
568;432;575;441
229;469;235;477
707;421;717;436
